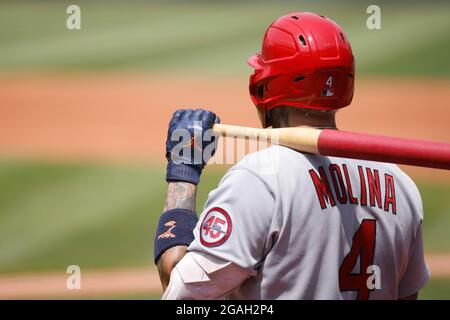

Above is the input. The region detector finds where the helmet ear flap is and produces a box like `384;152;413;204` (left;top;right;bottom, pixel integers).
249;82;262;101
257;83;265;99
253;80;272;128
251;81;267;100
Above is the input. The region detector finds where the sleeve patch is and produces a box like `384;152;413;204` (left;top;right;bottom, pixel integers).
200;207;232;247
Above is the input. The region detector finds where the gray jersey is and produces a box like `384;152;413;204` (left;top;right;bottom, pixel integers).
178;145;428;300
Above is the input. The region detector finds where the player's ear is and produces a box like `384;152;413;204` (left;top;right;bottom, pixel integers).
268;106;290;128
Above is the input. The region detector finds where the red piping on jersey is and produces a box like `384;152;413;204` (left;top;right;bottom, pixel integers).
318;129;450;170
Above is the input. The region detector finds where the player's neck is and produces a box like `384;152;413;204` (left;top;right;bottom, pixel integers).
271;107;337;129
289;111;337;129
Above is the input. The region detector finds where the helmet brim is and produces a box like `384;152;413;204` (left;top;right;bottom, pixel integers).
247;54;262;69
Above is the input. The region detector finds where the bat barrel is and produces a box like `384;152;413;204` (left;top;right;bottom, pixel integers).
318;129;450;170
213;124;450;170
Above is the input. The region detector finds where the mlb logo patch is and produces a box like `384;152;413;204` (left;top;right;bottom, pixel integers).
321;88;334;97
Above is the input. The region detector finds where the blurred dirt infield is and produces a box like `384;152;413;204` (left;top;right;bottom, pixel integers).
0;74;449;181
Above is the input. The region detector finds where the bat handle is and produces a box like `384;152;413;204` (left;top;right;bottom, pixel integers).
212;124;321;154
212;124;267;140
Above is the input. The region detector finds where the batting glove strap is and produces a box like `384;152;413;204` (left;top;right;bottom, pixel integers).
154;208;198;264
166;163;202;185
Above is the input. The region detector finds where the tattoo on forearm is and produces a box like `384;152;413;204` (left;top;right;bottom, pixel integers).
159;182;196;290
164;182;197;212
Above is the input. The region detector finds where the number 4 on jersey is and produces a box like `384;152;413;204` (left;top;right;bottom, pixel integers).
339;219;377;300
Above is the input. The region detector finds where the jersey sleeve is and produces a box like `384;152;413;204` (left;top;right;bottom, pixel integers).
398;222;429;298
188;167;276;274
162;251;250;300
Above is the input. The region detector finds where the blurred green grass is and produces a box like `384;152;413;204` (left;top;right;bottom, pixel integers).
420;278;450;300
0;159;448;274
0;160;225;273
0;0;449;75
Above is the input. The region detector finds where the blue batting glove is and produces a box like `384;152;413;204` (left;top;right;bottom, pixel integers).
165;109;220;184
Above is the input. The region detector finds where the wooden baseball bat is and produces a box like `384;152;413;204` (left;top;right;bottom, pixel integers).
212;124;450;170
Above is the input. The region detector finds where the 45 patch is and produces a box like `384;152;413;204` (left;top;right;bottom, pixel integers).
200;207;232;247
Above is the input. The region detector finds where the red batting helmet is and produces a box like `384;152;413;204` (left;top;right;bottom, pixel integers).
248;12;355;127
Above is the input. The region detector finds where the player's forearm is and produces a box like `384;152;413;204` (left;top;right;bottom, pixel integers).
157;245;188;291
164;182;197;212
156;109;219;291
157;182;197;290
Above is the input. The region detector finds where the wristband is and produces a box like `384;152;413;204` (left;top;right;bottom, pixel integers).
154;208;198;264
166;163;202;185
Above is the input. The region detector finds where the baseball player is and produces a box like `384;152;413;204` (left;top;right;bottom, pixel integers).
154;12;429;300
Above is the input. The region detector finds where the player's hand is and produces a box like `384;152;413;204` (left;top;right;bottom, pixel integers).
165;109;220;185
